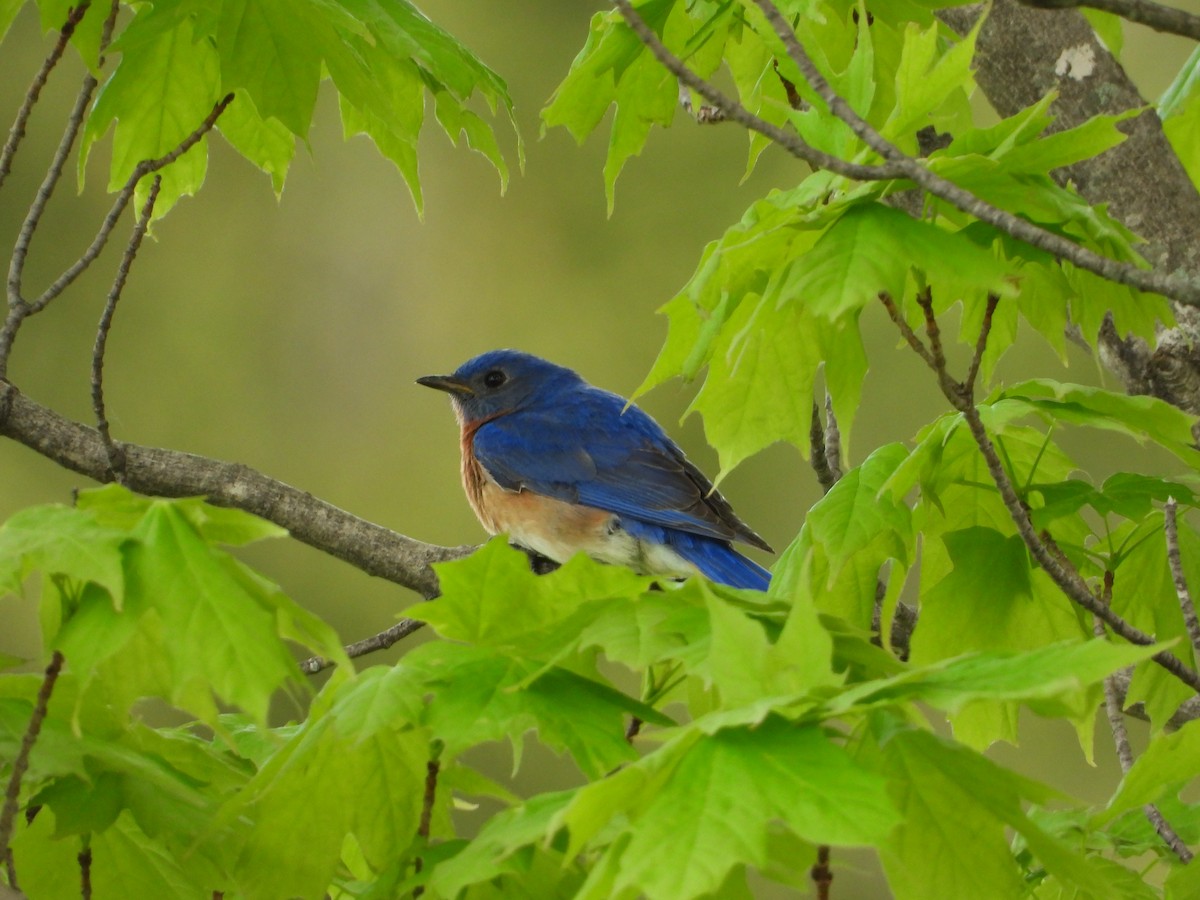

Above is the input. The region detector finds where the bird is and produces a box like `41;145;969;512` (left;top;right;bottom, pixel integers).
417;349;772;590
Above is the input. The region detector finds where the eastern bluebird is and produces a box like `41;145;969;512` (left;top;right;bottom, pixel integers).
418;350;772;590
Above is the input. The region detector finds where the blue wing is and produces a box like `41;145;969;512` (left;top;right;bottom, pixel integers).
472;386;772;553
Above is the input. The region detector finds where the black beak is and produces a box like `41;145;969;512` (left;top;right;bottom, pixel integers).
416;374;474;396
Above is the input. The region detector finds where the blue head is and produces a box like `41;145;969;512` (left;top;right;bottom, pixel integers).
417;350;585;422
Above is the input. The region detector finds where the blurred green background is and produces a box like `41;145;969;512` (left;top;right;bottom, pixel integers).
1;2;1198;895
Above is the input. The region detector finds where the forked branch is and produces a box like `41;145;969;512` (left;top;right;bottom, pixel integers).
878;292;1200;695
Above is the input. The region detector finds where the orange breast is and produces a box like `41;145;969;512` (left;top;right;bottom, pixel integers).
458;418;619;563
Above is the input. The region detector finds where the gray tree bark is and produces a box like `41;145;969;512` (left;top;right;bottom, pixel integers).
942;0;1200;416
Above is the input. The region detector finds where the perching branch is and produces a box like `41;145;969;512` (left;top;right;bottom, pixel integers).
299;617;428;675
1017;0;1200;40
878;293;1200;694
0;2;91;192
747;0;1200;307
92;176;162;482
1164;498;1200;662
1093;575;1194;863
0;652;64;861
0;385;472;598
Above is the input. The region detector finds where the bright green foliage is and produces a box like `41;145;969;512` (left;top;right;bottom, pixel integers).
6;0;1200;897
54;0;518;217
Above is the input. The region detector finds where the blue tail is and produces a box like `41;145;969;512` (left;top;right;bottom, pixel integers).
676;534;771;591
619;517;772;590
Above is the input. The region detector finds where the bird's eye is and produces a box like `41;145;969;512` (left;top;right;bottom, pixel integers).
482;369;507;389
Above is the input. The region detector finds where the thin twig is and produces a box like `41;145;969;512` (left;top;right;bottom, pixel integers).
879;294;1200;693
28;93;235;316
77;843;92;900
1017;0;1200;40
1;72;99;376
964;294;1000;397
1094;575;1194;863
412;745;442;898
1;95;235;379
299;617;427;675
92;176;161;482
811;844;833;899
749;0;1200;306
0;652;65;859
916;289;946;370
878;292;938;371
0;2;92;192
612;0;904;182
1164;498;1200;662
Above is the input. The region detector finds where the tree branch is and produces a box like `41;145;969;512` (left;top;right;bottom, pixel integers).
749;0;1200;307
1018;0;1200;40
0;652;64;860
0;384;471;598
92;176;161;482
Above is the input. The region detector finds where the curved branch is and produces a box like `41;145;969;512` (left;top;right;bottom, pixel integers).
92;177;162;482
0;383;471;598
